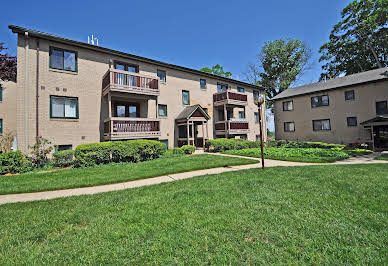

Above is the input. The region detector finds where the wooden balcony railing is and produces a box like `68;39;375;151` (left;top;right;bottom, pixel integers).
215;120;249;135
213;91;248;106
102;69;160;96
104;117;161;140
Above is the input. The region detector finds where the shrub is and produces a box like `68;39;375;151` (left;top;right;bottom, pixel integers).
0;151;33;175
181;145;196;154
0;131;16;153
74;142;113;167
283;141;344;149
343;149;373;157
29;136;53;168
74;139;166;167
52;150;74;167
205;138;258;152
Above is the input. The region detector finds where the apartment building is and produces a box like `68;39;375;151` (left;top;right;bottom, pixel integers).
1;25;266;153
273;68;388;150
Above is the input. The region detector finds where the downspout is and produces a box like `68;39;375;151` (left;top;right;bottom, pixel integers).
24;32;29;154
36;39;40;138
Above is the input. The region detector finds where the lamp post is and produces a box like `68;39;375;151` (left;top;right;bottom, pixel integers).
254;96;265;169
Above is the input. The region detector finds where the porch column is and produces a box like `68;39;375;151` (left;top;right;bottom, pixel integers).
206;121;209;140
187;120;190;146
202;121;205;148
108;92;112;118
191;121;194;146
371;126;375;151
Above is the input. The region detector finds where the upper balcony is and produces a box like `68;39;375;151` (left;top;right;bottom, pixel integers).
102;69;160;97
213;91;248;106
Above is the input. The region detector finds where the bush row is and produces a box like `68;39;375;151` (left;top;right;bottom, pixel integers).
74;139;166;167
205;138;258;152
0;151;33;175
266;140;345;149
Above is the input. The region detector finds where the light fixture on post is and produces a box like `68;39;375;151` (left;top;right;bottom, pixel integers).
254;96;265;169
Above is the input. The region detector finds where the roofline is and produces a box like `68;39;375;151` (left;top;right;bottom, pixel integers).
272;77;388;101
9;25;263;90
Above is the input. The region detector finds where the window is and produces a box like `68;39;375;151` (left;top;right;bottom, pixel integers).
50;96;79;119
55;145;72;152
0;119;2;134
311;95;329;108
313;119;331;131
376;101;388;115
284;122;295;132
282;100;293;111
49;47;77;72
114;103;139;118
347;117;357;127
239;111;245;119
237;87;245;93
345;90;355;101
0;84;2;102
157;70;166;83
158;104;167;117
217;83;228;92
254;112;259;123
253;90;260;101
200;79;207;89
182;90;190;105
114;62;138;72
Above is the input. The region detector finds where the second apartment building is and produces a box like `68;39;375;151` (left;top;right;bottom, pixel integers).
2;25;266;153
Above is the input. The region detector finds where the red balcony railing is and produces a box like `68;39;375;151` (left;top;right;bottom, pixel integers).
215;120;249;134
213;91;247;105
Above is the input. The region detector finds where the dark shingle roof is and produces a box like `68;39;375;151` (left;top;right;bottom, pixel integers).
175;105;210;120
360;115;388;125
272;68;388;100
8;25;263;90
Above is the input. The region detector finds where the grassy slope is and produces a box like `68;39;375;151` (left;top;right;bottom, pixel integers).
223;148;350;163
0;164;387;264
0;154;256;195
376;154;388;161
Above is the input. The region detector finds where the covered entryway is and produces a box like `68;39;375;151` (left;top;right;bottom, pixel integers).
175;105;210;148
360;116;388;151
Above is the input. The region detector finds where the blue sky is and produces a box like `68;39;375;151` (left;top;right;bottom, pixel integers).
0;0;351;130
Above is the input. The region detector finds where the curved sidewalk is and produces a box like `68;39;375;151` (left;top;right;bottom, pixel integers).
0;153;386;205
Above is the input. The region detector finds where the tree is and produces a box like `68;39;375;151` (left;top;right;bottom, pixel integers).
200;64;232;78
0;43;17;82
319;0;388;80
245;39;311;111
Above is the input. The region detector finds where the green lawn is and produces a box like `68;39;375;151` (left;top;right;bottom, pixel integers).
223;147;350;163
376;154;388;160
0;154;256;195
0;164;387;264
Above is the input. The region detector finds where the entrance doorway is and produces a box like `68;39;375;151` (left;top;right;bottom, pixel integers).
374;125;388;150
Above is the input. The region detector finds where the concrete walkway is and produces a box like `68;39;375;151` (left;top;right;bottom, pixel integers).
0;153;386;205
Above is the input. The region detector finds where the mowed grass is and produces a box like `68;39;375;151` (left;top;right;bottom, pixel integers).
0;164;387;264
0;154;256;195
376;154;388;160
223;147;350;163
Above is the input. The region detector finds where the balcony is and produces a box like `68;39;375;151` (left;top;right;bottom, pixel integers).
102;69;160;96
104;117;161;140
215;119;249;135
213;91;248;106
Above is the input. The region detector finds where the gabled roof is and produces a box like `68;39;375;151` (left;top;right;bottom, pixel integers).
360;115;388;125
8;25;263;91
175;105;210;120
272;68;388;100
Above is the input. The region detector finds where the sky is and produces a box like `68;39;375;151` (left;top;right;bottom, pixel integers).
0;0;352;131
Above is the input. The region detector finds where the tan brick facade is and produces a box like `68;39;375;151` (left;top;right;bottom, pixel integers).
4;29;266;153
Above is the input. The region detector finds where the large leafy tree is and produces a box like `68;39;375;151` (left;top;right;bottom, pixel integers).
0;43;17;82
319;0;388;80
245;39;310;111
200;64;232;78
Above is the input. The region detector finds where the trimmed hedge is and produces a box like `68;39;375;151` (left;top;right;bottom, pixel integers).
0;151;32;175
52;150;74;167
266;140;345;149
205;138;258;152
181;145;196;154
74;139;166;167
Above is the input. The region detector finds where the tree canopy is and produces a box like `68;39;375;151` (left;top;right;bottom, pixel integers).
319;0;388;80
200;64;232;78
245;39;311;111
0;43;17;82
